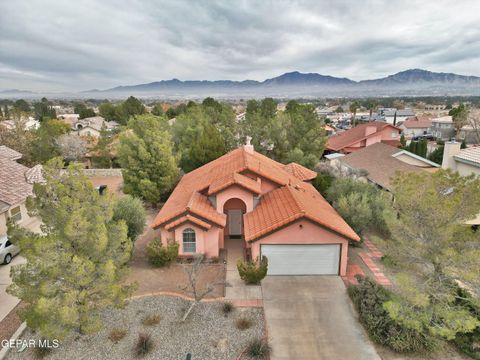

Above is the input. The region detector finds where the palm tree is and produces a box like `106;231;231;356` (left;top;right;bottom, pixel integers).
349;101;360;127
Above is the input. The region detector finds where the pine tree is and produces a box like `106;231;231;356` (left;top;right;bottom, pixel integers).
381;170;480;340
7;159;133;340
118;114;179;204
400;134;407;148
186;123;226;172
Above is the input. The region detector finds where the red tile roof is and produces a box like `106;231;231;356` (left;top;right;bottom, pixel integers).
402;116;432;129
208;172;261;195
164;215;212;231
244;184;360;242
152;146;359;243
327;122;401;152
282;163;317;181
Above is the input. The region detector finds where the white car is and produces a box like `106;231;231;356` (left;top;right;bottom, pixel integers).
0;235;20;264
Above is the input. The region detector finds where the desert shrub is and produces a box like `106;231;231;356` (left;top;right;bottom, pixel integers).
142;314;161;326
209;256;220;264
146;239;178;267
222;301;234;315
235;317;253;330
452;287;480;359
237;257;268;285
348;276;435;353
108;328;127;342
33;343;52;359
134;333;154;357
246;339;271;359
326;177;389;235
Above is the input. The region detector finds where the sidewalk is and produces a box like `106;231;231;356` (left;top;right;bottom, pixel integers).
224;238;262;305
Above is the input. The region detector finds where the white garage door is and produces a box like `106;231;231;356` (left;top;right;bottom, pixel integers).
261;244;340;275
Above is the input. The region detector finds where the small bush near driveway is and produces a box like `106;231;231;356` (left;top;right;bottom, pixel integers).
237;257;268;284
246;338;271;359
134;333;154;357
146;238;178;267
222;301;234;315
348;276;435;353
236;317;253;330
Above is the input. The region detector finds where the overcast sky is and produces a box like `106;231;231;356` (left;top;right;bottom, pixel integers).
1;0;479;92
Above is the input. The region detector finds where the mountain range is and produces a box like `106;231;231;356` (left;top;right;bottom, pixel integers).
2;69;480;99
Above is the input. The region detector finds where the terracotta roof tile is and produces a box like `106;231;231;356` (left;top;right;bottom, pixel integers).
402;116;432;129
327;121;401;152
153;145;359;243
208;172;261;195
282;162;317;181
164;215;211;231
244;184;360;242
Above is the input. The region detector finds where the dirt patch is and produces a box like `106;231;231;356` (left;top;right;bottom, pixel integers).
127;207;225;299
0;302;27;348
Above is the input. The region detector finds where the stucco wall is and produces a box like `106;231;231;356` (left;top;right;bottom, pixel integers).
161;223;220;257
0;212;7;235
249;219;350;276
455;162;480;177
216;185;253;213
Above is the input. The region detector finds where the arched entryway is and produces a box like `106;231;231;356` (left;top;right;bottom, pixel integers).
223;198;247;238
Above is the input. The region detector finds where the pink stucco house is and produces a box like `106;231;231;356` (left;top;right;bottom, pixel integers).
326;121;401;154
152;143;359;276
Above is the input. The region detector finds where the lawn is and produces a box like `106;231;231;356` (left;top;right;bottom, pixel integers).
6;296;265;360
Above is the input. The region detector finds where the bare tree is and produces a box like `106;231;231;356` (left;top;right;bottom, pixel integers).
180;254;224;321
467;108;480;144
55;133;87;162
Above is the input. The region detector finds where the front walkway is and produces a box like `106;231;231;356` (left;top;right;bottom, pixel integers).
224;238;262;305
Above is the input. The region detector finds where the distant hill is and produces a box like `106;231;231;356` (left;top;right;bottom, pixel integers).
87;69;480;98
2;69;480;99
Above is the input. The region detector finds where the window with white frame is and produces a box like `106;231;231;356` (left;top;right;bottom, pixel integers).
182;228;196;253
391;131;398;138
9;206;22;223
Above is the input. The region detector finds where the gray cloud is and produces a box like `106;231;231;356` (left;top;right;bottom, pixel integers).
0;0;479;91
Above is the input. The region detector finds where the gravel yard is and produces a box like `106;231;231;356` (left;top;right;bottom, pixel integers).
6;296;265;360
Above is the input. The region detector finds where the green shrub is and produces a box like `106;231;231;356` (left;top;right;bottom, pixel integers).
453;287;480;359
134;333;154;357
312;173;333;194
246;339;271;359
146;239;178;267
237;257;268;285
33;342;52;359
222;301;234;315
112;195;146;241
348;276;435;353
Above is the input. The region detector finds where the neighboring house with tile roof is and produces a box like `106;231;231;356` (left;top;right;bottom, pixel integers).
152;143;360;276
0;147;44;235
399;115;433;138
330;143;439;191
326;121;402;154
71;116;119;138
442;142;480;225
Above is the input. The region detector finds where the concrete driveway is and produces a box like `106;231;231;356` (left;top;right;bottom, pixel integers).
262;276;380;360
0;255;25;322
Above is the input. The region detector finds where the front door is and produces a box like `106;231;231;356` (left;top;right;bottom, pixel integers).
228;209;243;236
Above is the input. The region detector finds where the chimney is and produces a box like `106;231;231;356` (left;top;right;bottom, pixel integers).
442;141;461;170
244;136;254;153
